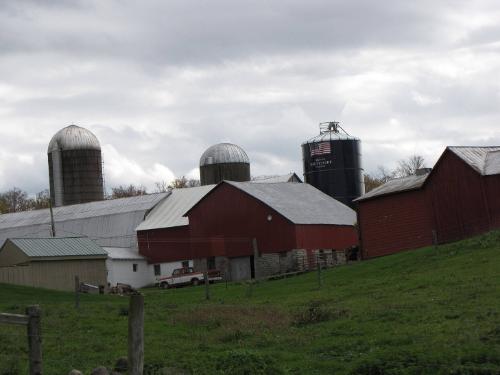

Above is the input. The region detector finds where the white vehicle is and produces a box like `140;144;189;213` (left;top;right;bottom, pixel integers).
157;267;222;289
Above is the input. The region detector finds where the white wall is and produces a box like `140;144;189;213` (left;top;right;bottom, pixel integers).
105;259;193;289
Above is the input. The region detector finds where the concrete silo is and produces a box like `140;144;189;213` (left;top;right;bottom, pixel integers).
199;143;251;185
48;125;104;206
302;122;364;208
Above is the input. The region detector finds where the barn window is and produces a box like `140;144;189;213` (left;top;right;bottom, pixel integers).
133;264;138;272
154;264;161;276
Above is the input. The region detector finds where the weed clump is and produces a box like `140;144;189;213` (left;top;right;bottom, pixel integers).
292;300;348;326
215;350;285;375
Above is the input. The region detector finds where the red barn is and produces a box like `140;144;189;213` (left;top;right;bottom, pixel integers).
136;185;216;264
356;146;500;258
138;181;358;280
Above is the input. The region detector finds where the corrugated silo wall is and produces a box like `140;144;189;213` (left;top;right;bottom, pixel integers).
302;139;364;208
200;163;250;185
61;149;104;205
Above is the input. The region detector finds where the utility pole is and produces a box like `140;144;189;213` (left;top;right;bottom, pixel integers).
49;200;56;237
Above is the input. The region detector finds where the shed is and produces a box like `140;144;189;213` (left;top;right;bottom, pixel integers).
356;146;500;258
0;237;107;291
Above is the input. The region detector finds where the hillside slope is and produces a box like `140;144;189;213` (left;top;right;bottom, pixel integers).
1;231;500;374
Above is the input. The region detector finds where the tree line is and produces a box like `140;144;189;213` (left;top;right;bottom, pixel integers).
0;177;201;214
0;155;424;214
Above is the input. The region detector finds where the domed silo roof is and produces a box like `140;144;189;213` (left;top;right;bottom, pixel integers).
48;125;101;153
199;143;250;166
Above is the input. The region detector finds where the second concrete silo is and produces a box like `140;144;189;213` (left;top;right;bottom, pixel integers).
199;143;250;185
48;125;104;206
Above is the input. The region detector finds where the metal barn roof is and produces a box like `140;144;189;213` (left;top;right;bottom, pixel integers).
103;247;145;260
225;181;356;225
449;146;500;175
251;173;302;183
0;193;168;248
48;125;101;152
136;185;216;231
199;143;250;166
4;237;107;258
354;174;429;202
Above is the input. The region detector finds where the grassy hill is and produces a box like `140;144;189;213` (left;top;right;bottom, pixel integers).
1;231;500;374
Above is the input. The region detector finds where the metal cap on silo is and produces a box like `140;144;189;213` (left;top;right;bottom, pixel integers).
48;124;101;153
199;143;250;166
199;143;251;185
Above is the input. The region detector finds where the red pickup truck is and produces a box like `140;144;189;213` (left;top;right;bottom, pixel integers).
157;267;222;289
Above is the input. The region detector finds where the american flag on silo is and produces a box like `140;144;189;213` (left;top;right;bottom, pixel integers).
310;142;331;156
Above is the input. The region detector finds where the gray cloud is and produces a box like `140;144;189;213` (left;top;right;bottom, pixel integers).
0;0;499;195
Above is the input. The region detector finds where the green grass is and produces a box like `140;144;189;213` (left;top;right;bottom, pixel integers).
1;231;500;374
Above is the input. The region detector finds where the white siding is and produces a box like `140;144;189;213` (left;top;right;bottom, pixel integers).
105;259;193;288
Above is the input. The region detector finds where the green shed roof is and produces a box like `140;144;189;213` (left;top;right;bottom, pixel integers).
5;237;107;258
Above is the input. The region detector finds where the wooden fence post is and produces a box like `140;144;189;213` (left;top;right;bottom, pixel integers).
128;294;144;375
26;305;42;375
317;256;322;289
204;271;210;301
74;276;80;309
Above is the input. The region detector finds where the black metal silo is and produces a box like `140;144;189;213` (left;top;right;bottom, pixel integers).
302;122;364;208
48;125;104;206
199;143;251;185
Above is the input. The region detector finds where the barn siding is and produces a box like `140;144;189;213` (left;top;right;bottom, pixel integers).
358;190;434;258
0;259;107;291
138;226;193;263
295;224;358;250
188;183;297;256
428;151;490;243
484;175;500;229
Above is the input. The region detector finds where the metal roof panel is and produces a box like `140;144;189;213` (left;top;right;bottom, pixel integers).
226;181;356;225
448;146;500;175
136;185;216;231
355;174;428;202
7;237;107;258
103;247;145;260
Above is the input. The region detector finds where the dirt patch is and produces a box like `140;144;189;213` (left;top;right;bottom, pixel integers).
172;305;291;332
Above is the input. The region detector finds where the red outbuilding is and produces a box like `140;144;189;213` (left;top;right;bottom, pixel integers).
356;146;500;259
138;181;358;280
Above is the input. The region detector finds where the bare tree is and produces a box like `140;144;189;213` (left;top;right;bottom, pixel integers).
32;189;50;210
168;176;201;189
394;155;425;178
364;174;384;193
154;181;170;193
111;184;148;199
187;179;200;188
0;187;30;213
364;155;426;193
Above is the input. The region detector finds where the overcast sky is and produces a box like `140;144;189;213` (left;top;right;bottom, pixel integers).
1;0;500;195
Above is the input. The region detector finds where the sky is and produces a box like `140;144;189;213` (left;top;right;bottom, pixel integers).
1;0;500;195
